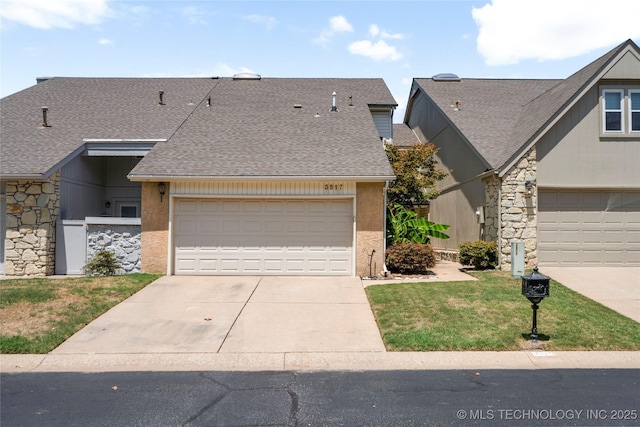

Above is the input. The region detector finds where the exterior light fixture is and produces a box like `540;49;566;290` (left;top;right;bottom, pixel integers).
158;182;166;202
525;180;534;196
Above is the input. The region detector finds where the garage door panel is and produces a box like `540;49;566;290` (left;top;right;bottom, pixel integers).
174;199;353;275
539;190;640;266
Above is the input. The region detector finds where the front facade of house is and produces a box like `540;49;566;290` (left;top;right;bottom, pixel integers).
404;40;640;269
1;76;396;277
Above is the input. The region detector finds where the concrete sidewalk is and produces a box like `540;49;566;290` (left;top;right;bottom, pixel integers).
2;262;639;373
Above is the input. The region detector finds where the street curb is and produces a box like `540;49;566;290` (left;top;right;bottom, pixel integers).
2;351;639;373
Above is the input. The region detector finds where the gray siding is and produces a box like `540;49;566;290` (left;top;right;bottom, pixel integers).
537;85;640;188
371;110;393;140
60;156;142;219
407;90;488;249
428;180;485;250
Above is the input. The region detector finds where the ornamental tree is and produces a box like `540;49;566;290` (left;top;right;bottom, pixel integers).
384;142;448;207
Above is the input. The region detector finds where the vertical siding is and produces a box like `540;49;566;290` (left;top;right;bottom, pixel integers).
372;110;393;140
172;181;356;197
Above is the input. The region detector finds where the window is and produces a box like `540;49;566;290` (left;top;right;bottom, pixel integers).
603;90;624;132
120;205;138;218
630;91;640;132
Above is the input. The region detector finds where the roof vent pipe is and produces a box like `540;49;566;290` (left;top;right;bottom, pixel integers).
331;91;337;112
349;95;353;107
41;107;50;128
158;91;165;105
207;95;211;107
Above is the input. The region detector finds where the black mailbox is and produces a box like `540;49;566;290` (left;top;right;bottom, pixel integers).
521;267;550;302
521;267;550;341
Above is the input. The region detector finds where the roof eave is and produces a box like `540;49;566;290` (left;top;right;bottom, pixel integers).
498;40;640;177
128;174;396;183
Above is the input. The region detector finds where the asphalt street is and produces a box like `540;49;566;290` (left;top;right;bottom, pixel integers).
2;369;639;426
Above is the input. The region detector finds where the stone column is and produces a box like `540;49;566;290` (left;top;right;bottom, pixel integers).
4;172;60;276
499;148;537;270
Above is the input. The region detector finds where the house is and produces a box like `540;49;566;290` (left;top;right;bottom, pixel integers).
0;75;397;277
403;39;640;269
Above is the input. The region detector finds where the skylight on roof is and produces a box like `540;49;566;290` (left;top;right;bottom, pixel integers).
432;73;461;82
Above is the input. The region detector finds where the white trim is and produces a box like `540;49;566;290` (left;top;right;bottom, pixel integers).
602;89;625;133
85;216;141;225
129;175;394;182
498;44;638;177
167;183;174;275
629;90;640;133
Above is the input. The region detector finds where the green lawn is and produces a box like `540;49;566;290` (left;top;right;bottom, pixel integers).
366;270;640;351
0;273;161;354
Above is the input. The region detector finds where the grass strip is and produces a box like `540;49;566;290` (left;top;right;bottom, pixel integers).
366;270;640;351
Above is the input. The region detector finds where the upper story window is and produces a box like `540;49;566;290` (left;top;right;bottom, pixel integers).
630;90;640;132
602;88;640;134
603;90;623;132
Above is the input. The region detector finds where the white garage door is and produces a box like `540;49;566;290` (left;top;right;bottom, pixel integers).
538;190;640;266
173;198;353;275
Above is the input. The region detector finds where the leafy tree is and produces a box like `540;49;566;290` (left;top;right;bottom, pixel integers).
387;204;450;245
385;142;448;208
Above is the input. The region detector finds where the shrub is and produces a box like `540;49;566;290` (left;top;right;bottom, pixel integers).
83;249;121;276
387;203;450;246
386;242;436;274
458;240;498;270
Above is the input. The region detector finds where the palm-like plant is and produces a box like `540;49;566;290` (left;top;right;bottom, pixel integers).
387;203;450;245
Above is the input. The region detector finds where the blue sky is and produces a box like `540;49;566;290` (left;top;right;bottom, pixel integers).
2;0;639;121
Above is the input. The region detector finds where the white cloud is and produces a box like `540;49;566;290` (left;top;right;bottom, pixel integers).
142;64;256;79
182;6;207;26
329;15;353;33
369;24;404;40
472;0;640;65
348;39;402;62
244;14;277;31
0;0;111;29
98;38;112;45
314;15;353;44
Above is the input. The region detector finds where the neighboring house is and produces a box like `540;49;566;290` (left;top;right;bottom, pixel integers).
0;75;397;277
403;39;640;269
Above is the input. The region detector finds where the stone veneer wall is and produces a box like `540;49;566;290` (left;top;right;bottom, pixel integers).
87;225;141;273
498;147;538;270
356;182;385;277
4;173;60;276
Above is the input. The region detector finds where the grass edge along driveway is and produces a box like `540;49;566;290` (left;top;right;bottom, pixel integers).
0;273;161;354
365;270;640;351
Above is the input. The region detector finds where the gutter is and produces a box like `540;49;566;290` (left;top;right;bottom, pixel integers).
128;174;397;182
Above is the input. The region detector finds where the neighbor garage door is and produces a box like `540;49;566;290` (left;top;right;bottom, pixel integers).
173;198;353;275
538;190;640;266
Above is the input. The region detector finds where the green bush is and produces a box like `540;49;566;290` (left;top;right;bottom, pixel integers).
458;240;498;270
83;249;121;276
386;242;436;274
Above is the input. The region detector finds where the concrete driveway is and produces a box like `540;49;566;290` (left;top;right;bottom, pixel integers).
539;267;640;323
52;276;386;355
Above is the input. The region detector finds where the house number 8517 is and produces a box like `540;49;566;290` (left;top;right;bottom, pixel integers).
324;184;343;191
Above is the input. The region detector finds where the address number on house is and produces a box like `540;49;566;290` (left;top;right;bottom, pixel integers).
323;184;344;192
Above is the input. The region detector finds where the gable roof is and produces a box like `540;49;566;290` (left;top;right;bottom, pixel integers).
391;123;421;147
1;77;396;181
130;78;396;179
411;39;639;173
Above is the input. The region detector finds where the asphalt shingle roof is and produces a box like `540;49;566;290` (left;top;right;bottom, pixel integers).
391;123;420;147
1;77;396;179
412;39;637;171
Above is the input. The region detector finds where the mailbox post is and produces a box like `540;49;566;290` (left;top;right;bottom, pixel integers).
521;267;550;341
